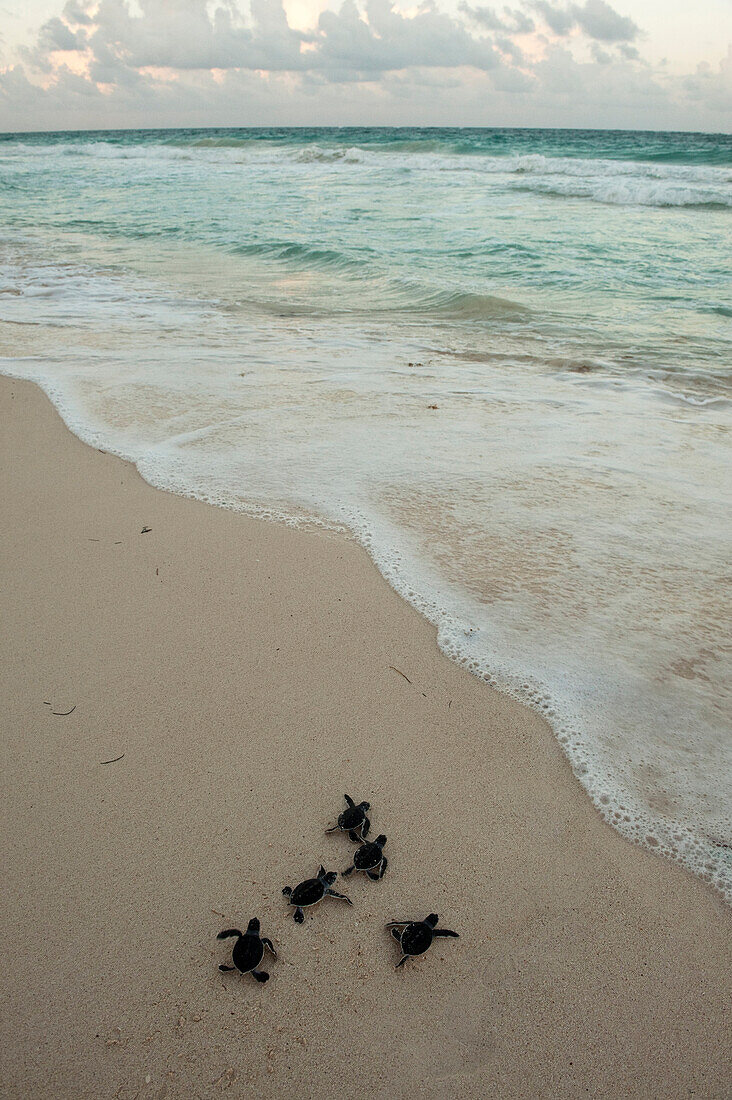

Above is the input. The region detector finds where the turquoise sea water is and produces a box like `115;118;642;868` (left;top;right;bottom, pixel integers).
1;127;730;898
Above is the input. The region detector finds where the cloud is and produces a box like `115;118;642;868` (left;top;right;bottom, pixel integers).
531;0;639;42
81;0;304;73
0;0;728;133
618;43;640;61
572;0;638;42
22;0;501;77
532;1;574;35
0;0;644;82
315;0;500;74
459;4;535;34
63;0;94;24
682;44;732;113
38;16;83;52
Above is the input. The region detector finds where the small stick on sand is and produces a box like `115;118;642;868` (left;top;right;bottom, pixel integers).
389;666;412;684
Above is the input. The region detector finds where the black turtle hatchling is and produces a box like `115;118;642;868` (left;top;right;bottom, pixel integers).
342;834;388;880
282;865;353;923
386;913;459;969
326;794;371;841
217;918;276;983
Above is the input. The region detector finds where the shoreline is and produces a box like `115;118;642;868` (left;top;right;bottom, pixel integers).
1;374;730;1099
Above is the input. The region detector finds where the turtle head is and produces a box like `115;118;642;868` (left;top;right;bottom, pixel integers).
246;917;261;935
318;865;338;885
425;913;439;928
359;801;371;811
375;834;387;847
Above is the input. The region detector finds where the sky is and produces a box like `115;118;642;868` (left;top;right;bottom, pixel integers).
0;0;730;132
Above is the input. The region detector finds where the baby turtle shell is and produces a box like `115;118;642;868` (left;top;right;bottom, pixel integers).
343;834;388;880
282;865;353;923
326;794;371;841
217;918;276;983
386;913;459;969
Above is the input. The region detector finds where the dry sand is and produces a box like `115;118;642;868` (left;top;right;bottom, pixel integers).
1;375;730;1099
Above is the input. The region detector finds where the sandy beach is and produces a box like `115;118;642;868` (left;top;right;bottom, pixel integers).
1;373;730;1099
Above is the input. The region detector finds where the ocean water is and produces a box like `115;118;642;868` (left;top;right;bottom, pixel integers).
1;127;730;899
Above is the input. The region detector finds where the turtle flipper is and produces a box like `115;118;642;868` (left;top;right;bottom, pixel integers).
218;964;236;972
385;921;412;928
342;865;355;876
390;928;402;942
262;937;277;957
217;929;243;940
366;858;387;880
326;888;352;904
344;794;355;808
293;907;305;923
433;929;459;938
361;816;371;838
395;955;410;969
325;824;340;834
252;970;269;983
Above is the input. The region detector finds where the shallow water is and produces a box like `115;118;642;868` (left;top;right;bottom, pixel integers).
1;126;730;899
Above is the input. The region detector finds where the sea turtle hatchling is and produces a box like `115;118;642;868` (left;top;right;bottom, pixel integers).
282;865;353;923
342;834;388;880
217;918;276;983
386;913;459;969
326;794;371;842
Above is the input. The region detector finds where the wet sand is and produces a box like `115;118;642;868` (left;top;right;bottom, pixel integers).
1;375;730;1099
